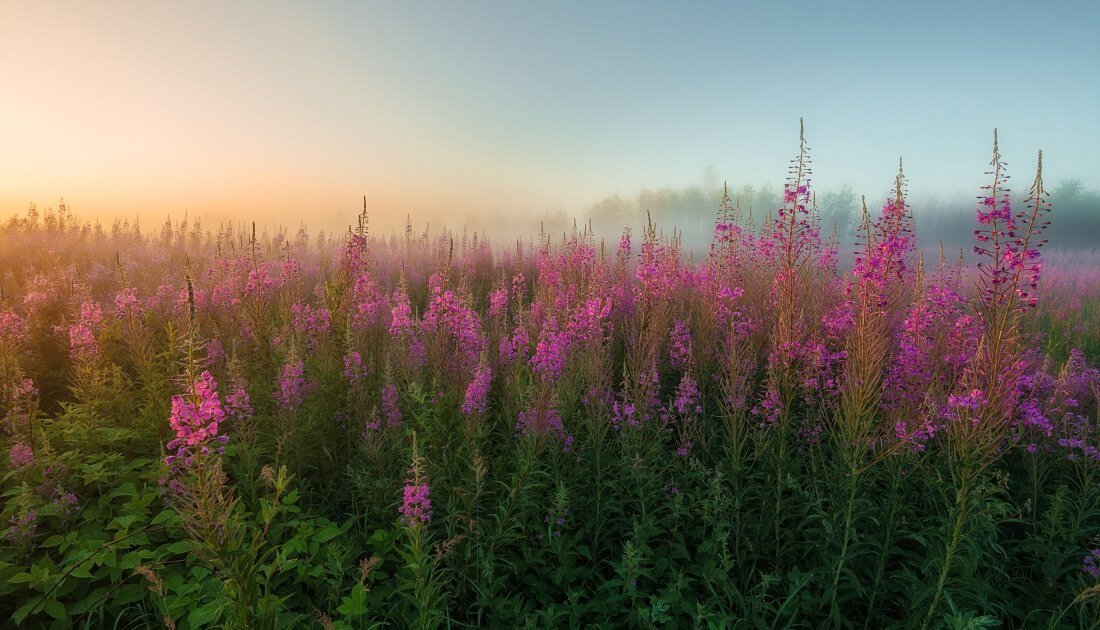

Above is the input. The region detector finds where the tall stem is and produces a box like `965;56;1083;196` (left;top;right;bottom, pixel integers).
829;469;860;624
921;467;973;629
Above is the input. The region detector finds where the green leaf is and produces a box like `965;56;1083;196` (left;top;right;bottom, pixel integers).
316;524;342;543
151;509;181;526
8;573;35;584
187;600;223;627
42;599;66;621
165;540;191;554
11;599;37;624
42;535;66;548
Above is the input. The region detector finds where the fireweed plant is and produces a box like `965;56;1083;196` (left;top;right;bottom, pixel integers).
0;127;1099;627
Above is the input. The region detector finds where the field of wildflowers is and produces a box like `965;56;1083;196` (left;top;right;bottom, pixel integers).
2;130;1099;628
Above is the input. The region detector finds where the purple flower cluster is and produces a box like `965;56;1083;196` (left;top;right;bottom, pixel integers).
400;480;431;528
422;280;485;374
224;378;253;426
4;510;36;548
350;274;389;331
461;364;492;416
0;310;27;347
516;406;574;451
389;287;415;336
752;388;783;429
290;302;332;348
36;462;78;516
1084;548;1100;579
114;287;143;318
244;261;287;296
668;319;693;371
381;383;402;428
489;287;509;318
343;351;366;388
68;301;103;359
399;436;431;528
530;323;569;382
166;370;228;465
276;359;316;412
8;442;34;470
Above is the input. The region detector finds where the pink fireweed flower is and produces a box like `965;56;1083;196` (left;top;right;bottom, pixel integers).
851;196;915;301
244;261;287;296
68;301;103;360
381;383;402;428
4;509;36;548
166;370;228;466
360;408;382;439
947;389;986;412
530;324;569;382
503;323;531;364
224;378;253;426
516;406;574;451
343;351;366;387
489;287;509;318
204;338;226;364
668;319;693;372
1083;549;1100;580
340;232;369;276
611;400;640;431
400;433;431;528
1;377;37;424
280;256;301;283
566;297;612;346
389;287;415;336
751;388;784;429
8;442;34;471
350;274;389;330
461;364;492;416
1017;399;1053;437
35;462;74;511
400;480;432;528
22;274;53;319
0;310;27;347
663;373;702;456
407;337;428;371
114;287;143;318
421;283;485;374
276;359;315;412
671;374;702;417
290;303;332;348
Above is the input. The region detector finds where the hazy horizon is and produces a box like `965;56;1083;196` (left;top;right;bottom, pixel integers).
3;1;1098;235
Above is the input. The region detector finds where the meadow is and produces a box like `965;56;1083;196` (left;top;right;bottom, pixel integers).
2;131;1099;628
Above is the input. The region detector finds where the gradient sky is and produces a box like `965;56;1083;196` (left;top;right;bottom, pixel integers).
2;1;1097;233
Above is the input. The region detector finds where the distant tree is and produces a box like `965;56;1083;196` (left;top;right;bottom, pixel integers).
1051;178;1085;206
819;183;858;237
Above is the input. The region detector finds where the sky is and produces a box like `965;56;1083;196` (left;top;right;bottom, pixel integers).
1;1;1097;234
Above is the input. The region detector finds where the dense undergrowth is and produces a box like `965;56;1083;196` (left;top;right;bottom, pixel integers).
2;129;1099;628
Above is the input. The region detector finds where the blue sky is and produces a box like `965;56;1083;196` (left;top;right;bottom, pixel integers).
1;1;1096;230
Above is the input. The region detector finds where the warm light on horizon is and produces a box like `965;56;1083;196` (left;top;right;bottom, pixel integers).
2;1;1098;235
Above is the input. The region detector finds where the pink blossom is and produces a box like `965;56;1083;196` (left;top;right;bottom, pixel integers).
114;287;143;318
166;370;228;466
290;302;332;348
400;480;431;527
381;383;402;428
516;406;573;450
461;364;492;416
343;351;366;387
8;442;34;470
68;301;103;360
0;310;27;346
276;359;315;412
